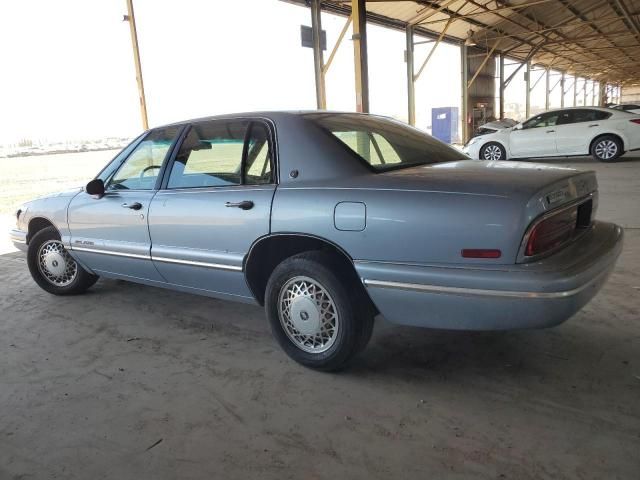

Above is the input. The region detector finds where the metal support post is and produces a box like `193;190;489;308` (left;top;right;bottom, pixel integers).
125;0;149;130
405;25;416;125
545;68;550;110
499;54;505;119
525;61;531;118
311;0;326;109
461;44;469;143
351;0;369;113
560;72;565;108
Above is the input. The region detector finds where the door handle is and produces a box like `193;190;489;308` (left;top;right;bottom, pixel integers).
546;129;555;133
225;200;254;210
122;202;142;210
588;124;599;127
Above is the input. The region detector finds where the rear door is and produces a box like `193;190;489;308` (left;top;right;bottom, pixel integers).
555;109;611;155
67;126;183;281
148;119;276;299
509;111;559;158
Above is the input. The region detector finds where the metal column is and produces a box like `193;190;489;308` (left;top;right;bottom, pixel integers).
583;79;588;106
573;75;578;106
545;68;550;110
499;54;504;119
351;0;369;113
461;44;469;143
525;61;531;118
405;25;416;126
560;72;565;108
125;0;149;130
311;0;326;109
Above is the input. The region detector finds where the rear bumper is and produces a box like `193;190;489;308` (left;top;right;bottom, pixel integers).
356;221;623;330
9;228;28;252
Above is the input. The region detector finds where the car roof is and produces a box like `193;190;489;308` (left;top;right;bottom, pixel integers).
159;110;377;129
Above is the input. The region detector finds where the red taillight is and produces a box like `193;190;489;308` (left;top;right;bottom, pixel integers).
525;207;578;257
461;249;501;258
630;119;640;125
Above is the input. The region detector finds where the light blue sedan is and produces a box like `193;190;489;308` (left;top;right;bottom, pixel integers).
10;112;623;370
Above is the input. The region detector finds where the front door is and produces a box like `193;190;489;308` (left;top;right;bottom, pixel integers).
148;119;275;299
67;126;183;281
509;111;559;158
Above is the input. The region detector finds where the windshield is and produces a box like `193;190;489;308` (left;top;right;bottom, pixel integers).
305;113;467;172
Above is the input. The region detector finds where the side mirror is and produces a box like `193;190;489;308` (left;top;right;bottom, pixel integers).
513;124;523;131
85;179;105;197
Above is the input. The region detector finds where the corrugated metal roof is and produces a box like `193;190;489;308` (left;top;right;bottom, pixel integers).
287;0;640;86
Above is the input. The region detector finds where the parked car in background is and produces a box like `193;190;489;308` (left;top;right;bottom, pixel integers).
10;112;623;370
471;118;517;138
611;103;640;115
463;107;640;162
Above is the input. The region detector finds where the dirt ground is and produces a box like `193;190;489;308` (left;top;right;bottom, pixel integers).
1;153;639;479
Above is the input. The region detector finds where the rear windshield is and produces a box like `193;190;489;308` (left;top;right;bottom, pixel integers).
305;113;467;172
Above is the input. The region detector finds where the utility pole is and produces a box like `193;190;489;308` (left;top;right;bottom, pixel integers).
124;0;149;130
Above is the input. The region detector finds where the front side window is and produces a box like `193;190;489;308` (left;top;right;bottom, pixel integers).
167;121;248;189
108;127;181;190
306;113;466;171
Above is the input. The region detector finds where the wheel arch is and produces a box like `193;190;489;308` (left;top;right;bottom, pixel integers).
27;216;57;244
244;233;374;310
480;140;509;160
589;132;626;154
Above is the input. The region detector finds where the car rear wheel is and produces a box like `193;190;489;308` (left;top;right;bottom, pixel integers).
265;251;374;371
591;135;623;162
480;142;506;161
27;226;98;295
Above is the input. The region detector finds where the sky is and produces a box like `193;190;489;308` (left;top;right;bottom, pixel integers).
0;0;469;145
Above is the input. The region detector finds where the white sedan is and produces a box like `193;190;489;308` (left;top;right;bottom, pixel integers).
463;107;640;162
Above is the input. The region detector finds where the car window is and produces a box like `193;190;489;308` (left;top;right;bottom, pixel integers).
107;127;181;190
521;112;559;129
568;109;611;123
244;123;273;185
306;113;466;171
167;120;248;189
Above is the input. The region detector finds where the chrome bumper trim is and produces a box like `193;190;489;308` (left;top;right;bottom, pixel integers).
362;271;609;300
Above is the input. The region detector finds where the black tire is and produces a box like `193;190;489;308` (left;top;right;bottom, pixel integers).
591;135;623;162
27;226;98;295
265;251;374;371
479;142;506;161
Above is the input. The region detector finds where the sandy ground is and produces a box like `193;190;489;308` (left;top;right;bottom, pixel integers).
0;153;639;479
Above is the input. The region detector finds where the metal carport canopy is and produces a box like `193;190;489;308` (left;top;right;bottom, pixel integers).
286;0;640;86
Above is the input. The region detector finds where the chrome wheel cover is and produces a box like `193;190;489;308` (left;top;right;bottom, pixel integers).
278;276;339;354
483;144;503;160
595;139;617;159
37;240;77;287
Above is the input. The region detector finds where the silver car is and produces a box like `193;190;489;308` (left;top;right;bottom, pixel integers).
10;112;623;370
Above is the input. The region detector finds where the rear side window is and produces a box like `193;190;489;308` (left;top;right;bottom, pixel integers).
569;109;611;123
306;113;466;171
167;121;249;189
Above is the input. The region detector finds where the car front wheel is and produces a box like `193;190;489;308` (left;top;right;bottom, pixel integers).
27;226;98;295
480;142;506;161
265;251;374;371
591;135;623;162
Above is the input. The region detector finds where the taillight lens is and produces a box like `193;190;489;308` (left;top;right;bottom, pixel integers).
630;119;640;125
524;199;592;258
525;208;577;256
